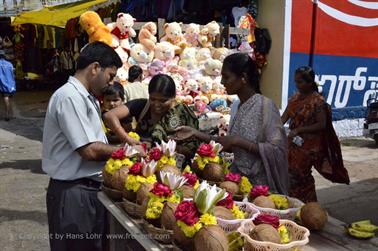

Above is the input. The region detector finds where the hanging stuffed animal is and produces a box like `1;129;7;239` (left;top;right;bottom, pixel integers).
107;13;137;51
79;11;113;46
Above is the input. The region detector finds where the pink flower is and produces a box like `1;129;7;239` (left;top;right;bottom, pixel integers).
250;185;270;199
111;148;125;159
174;201;200;226
197;143;215;157
129;162;142;175
216;193;234;209
183;172;198;187
151;183;173;197
225;173;241;183
149;147;162;161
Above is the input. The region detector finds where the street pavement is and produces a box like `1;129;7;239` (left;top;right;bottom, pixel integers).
0;91;377;251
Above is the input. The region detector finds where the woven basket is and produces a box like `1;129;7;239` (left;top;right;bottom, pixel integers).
233;193;247;201
217;201;260;232
244;196;304;220
142;219;173;244
101;184;123;201
122;188;137;201
238;219;310;251
121;198;146;219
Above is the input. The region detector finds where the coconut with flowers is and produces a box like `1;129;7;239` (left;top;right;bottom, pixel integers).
192;141;225;182
135;160;159;205
144;171;187;230
178;166;200;199
173;181;229;251
123;159;158;202
219;172;253;200
148;140;182;178
248;185;292;210
102;144;140;190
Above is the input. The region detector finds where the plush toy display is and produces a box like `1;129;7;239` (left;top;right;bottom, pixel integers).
116;67;129;85
138;22;157;51
203;58;222;77
79;11;113;46
149;59;166;76
107;13;136;50
184;23;200;47
180;47;196;61
184;79;200;98
195;48;212;67
160;22;187;54
128;43;154;71
198;21;220;48
198;76;213;100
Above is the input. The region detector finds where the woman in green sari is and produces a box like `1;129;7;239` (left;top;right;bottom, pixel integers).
103;74;199;159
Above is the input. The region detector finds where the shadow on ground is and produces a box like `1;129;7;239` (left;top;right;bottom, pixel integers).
0;208;47;225
0;159;45;174
0;118;43;142
318;178;378;224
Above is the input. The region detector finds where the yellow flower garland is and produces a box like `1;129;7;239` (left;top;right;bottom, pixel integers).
231;204;245;219
239;176;253;194
145;193;182;219
177;213;218;238
104;158;134;175
194;155;220;170
125;174;157;192
269;194;289;210
157;155;177;169
128;132;141;141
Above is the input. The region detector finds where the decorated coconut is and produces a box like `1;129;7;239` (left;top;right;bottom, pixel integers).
173;181;229;250
192;141;225;182
179;166;200;199
148;140;181;179
219;172;252;200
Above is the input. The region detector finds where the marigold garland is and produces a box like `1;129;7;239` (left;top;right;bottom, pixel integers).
125;174;157;192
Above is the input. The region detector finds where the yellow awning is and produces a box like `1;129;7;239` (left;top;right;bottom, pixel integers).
12;0;113;28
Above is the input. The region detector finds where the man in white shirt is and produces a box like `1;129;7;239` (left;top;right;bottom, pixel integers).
42;42;122;251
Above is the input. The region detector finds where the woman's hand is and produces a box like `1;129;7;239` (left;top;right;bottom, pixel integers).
122;136;142;146
217;136;237;152
173;126;196;141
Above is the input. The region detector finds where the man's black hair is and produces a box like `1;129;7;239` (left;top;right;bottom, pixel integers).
76;42;122;70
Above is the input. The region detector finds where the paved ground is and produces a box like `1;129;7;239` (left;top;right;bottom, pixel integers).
0;91;377;251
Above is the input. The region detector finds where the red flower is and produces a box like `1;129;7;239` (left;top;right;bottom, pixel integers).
141;143;147;153
111;148;125;160
216;193;234;209
151;183;172;197
253;214;280;229
225;173;241;183
174;201;200;226
129;162;143;175
250;185;270;199
197;143;215;157
183;172;198;187
149;147;162;161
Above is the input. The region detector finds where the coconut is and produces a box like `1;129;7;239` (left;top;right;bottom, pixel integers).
300;202;328;230
219;181;240;195
110;167;129;191
179;185;195;198
160;202;178;230
102;167;113;187
203;163;224;182
173;221;194;251
249;224;281;243
213;206;235;220
136;183;153;205
194;225;228;251
191;161;203;178
253;196;276;209
160;165;181;176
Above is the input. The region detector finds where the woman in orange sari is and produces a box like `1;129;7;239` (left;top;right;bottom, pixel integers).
282;66;349;203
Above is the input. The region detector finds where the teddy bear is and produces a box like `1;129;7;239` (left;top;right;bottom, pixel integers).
218;114;231;136
198;76;213;100
203;58;222;77
198;21;220;48
79;11;113;46
180;47;196;61
138;22;157;51
184;23;200;47
154;41;179;72
195;48;212;68
149;59;166;76
128;43;154;72
107;13;136;51
160;22;187;54
184;79;200;99
211;47;229;62
116;66;129;85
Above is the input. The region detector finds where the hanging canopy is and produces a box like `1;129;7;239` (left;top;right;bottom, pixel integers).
12;0;117;28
